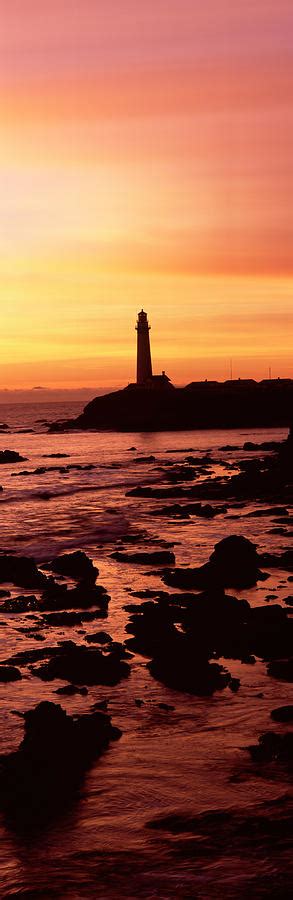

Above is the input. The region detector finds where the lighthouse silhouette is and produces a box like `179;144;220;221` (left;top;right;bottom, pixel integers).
136;310;153;384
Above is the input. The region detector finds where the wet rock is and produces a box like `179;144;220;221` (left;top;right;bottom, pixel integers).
267;658;293;681
209;535;261;588
40;580;109;612
249;604;286;625
0;450;27;464
84;631;112;644
4;645;65;667
133;455;156;463
110;550;175;566
0;665;22;682
0;701;121;827
91;699;109;711
33;640;130;686
243;440;282;451
166;448;194;453
1;595;39;613
229;677;241;692
0;556;47;589
148;640;231;696
164;466;198;483
44;551;98;582
268;527;288;535
245;506;288;518
271;705;293;722
164;535;264;590
151;502;226;519
219;444;241;451
12;463;96;478
41;609;106;626
249;731;293;765
129;589;166;599
126;485;198;499
54;684;88;696
42;453;71;458
258;549;293;571
158;702;175;711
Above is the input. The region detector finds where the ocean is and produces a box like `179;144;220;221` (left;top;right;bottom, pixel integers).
0;402;291;898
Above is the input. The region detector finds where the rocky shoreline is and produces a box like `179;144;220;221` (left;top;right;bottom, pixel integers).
0;423;292;895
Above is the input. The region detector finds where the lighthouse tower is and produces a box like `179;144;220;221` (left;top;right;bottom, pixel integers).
136;310;152;384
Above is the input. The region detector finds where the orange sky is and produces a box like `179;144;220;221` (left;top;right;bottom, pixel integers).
0;0;292;389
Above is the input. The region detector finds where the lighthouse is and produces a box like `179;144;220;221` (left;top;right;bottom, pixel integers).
136;310;153;384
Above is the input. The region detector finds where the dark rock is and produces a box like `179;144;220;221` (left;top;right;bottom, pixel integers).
44;551;98;582
84;631;112;644
148;642;231;696
243;440;282;451
0;701;121;826
133;455;156;463
245;506;288;518
219;445;241;451
249;604;286;625
249;731;293;764
267;658;293;681
209;535;261;588
271;705;293;722
1;595;39;613
0;556;47;589
41;609;106;626
110;550;175;566
3;645;66;667
164;536;264;591
40;580;109;612
158;702;175;711
33;641;130;686
163;465;198;483
0;665;22;682
258;549;293;571
0;450;27;464
91;700;109;711
54;684;88;696
229;677;240;692
151;502;226;519
42;453;71;458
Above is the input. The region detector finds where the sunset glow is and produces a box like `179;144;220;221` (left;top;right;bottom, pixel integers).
1;0;292;388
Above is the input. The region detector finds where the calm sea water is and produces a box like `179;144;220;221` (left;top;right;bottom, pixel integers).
0;402;291;898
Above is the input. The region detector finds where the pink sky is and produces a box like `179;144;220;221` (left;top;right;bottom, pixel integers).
0;0;292;387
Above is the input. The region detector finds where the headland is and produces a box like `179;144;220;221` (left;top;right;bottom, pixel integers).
50;377;293;432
